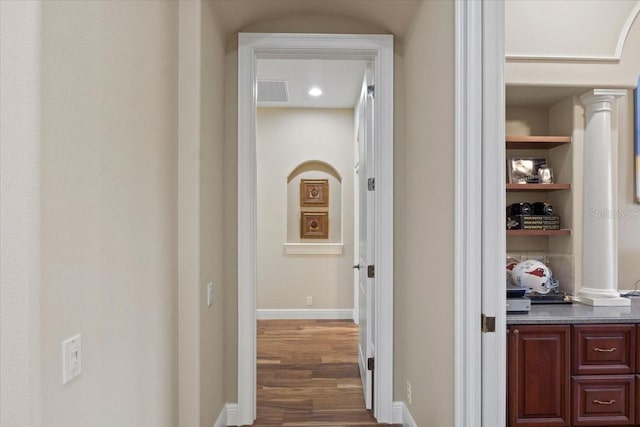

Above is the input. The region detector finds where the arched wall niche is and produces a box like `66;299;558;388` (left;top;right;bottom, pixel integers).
287;160;342;183
286;160;343;246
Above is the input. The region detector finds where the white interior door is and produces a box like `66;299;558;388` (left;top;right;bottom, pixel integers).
356;66;375;410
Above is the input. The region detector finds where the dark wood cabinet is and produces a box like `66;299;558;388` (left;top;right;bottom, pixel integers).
637;327;640;372
637;375;640;425
508;323;639;427
508;324;571;426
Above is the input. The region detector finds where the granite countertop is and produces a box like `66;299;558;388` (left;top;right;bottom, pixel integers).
506;296;640;324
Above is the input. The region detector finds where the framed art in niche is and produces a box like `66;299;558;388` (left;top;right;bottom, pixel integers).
300;211;328;239
300;179;329;207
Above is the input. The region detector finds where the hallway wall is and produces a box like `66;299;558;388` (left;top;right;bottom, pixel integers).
395;0;455;424
256;108;355;311
40;1;179;425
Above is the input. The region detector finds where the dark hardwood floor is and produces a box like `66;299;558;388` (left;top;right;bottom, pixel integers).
249;319;399;427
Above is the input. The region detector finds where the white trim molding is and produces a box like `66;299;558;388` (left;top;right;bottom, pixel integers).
481;1;507;427
392;401;417;427
455;1;506;426
212;403;239;427
256;309;353;320
238;32;394;426
284;243;343;255
454;1;483;426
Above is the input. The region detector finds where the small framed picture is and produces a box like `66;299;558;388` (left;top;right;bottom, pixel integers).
509;157;548;184
538;167;554;184
300;179;329;207
301;211;328;239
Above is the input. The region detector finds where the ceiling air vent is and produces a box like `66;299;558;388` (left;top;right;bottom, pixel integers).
257;80;289;103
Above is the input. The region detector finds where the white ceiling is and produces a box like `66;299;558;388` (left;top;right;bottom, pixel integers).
257;59;366;108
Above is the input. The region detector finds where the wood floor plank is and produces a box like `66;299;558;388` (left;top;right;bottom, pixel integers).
247;319;400;427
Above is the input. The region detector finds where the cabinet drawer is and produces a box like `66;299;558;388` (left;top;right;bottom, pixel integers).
572;375;636;426
572;324;636;375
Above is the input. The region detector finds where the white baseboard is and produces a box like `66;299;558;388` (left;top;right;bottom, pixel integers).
393;401;417;427
213;403;238;427
256;309;353;320
223;401;410;426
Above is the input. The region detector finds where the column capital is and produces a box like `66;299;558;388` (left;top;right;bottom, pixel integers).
580;88;627;109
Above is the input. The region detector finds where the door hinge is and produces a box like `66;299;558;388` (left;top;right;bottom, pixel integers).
367;357;375;371
481;313;496;333
367;85;375;98
367;178;375;191
367;265;375;278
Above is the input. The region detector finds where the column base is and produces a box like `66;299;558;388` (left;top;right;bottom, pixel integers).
577;287;631;306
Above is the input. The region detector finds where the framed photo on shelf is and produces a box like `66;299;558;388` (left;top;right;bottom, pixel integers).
300;211;328;239
508;157;549;184
300;179;329;207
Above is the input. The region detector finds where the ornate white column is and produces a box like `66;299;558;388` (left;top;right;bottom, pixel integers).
579;89;628;306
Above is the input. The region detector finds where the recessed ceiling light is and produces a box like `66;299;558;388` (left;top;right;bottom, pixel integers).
308;87;322;97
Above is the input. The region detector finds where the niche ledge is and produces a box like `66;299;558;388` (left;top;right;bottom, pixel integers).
284;243;343;255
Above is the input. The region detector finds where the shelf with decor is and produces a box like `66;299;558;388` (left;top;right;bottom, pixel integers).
506;134;573;238
507;229;572;237
506;183;572;192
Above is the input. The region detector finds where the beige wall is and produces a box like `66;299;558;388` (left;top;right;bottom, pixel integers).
395;0;455;425
40;1;179;426
256;108;354;310
199;1;227;425
0;2;42;425
617;94;640;289
179;1;228;425
506;2;640;88
506;0;637;60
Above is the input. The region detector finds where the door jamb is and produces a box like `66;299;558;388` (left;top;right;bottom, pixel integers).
454;1;505;427
237;33;394;425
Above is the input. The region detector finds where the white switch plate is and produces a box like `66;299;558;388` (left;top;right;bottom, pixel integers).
207;283;214;307
62;334;82;384
306;296;312;306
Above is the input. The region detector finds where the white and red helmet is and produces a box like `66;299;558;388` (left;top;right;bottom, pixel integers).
510;259;559;295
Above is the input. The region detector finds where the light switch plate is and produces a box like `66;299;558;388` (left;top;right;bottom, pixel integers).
62;334;82;384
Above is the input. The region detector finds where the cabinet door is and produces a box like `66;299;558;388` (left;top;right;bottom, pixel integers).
636;325;640;374
508;325;571;426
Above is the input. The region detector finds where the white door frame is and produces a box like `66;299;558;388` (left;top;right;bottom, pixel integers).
237;33;394;425
454;1;505;427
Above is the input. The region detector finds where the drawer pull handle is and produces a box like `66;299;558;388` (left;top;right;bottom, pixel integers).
593;347;617;353
593;399;616;405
